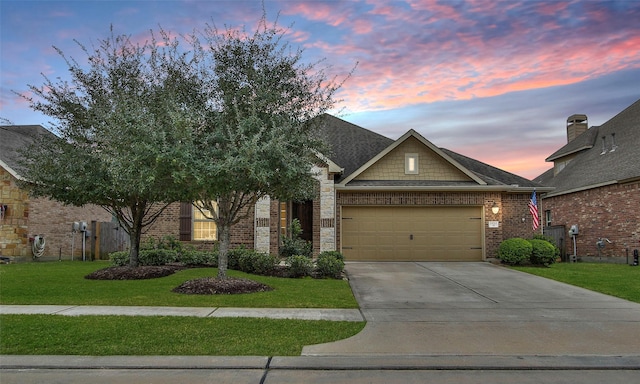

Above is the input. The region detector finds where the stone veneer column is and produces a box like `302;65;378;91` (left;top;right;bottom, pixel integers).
313;166;336;252
254;196;270;254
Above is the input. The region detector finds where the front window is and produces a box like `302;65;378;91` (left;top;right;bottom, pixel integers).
280;201;288;236
405;153;419;174
193;202;218;241
545;210;552;227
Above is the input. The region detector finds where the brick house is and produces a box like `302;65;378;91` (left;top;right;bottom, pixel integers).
535;99;640;263
0;125;112;262
149;115;548;261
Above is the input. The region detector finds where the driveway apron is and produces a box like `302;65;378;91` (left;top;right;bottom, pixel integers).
302;262;640;356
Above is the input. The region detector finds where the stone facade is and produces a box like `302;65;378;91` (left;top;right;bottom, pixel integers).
1;166;112;261
254;196;271;254
542;181;640;261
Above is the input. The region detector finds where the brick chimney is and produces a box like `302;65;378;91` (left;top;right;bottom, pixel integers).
566;114;588;142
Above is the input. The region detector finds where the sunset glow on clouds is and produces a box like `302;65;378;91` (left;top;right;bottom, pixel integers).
2;0;639;179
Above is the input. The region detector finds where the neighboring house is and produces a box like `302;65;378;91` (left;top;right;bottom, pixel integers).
0;125;113;261
535;99;640;263
148;114;548;261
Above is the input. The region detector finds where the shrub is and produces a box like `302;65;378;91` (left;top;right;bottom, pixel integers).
109;251;129;266
138;249;178;266
227;246;252;270
280;219;312;258
238;251;278;275
497;238;532;265
318;251;344;261
528;239;557;266
108;249;177;266
178;248;218;267
315;253;345;279
141;235;182;252
286;255;314;277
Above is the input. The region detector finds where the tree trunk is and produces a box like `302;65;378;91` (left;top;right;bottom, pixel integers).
128;202;146;268
217;223;231;279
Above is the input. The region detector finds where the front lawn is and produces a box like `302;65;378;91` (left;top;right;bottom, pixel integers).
0;261;358;308
512;263;640;303
0;261;364;356
0;315;365;356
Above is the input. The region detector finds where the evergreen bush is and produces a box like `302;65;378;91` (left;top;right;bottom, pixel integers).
286;255;314;277
528;239;557;266
108;249;177;266
280;219;312;258
238;251;278;275
315;253;345;278
497;238;532;265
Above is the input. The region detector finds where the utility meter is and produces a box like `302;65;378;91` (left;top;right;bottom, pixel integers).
569;224;579;236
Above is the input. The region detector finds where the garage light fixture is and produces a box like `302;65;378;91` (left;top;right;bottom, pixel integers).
491;202;500;215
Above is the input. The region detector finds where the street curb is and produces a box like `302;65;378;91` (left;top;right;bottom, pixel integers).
2;355;640;370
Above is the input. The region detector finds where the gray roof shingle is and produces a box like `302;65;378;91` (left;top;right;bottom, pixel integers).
535;98;640;196
315;114;394;181
0;125;54;178
317;114;539;188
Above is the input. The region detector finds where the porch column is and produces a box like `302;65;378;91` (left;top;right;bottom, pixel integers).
254;196;270;254
314;166;336;252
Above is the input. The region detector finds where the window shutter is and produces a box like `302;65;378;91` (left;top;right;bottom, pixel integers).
179;202;192;241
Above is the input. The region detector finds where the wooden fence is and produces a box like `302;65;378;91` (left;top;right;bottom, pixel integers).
90;221;130;260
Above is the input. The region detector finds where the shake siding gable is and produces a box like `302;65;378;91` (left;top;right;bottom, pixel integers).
354;136;472;181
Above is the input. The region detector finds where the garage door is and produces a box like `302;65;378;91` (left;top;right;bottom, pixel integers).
341;206;483;261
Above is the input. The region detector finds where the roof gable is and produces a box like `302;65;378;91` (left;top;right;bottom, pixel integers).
340;129;486;186
0;125;54;179
540;98;640;196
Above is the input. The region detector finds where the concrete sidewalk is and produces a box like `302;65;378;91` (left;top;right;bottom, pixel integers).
0;304;364;321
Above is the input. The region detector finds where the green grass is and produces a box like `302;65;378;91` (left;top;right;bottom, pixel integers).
0;261;358;308
513;263;640;303
0;261;364;356
0;315;365;356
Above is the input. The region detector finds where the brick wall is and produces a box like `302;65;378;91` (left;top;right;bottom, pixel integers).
1;166;112;260
29;197;112;260
145;201;255;251
542;181;640;260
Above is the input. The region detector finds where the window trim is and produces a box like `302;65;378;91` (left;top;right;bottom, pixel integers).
192;202;218;241
405;153;419;174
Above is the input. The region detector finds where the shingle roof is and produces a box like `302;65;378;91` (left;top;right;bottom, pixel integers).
535;98;640;196
440;148;540;187
0;125;54;178
315;114;394;181
545;125;599;162
316;114;539;188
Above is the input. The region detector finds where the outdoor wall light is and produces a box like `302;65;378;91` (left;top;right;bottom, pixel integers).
491;202;500;215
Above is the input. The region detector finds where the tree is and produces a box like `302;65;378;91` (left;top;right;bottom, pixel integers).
186;15;349;278
18;29;198;267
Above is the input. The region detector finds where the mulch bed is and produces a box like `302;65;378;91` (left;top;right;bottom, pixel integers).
85;265;185;280
84;265;274;294
172;277;273;295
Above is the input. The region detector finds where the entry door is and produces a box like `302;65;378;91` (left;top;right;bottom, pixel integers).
292;201;313;242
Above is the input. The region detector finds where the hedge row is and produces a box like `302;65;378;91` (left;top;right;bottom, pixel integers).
109;238;344;279
497;236;559;266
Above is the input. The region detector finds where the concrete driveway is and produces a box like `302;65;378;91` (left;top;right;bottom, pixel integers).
303;262;640;356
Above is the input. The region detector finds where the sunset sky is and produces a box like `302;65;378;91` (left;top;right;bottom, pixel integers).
2;0;639;179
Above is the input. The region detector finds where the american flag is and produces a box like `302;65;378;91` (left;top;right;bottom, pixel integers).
528;190;539;231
